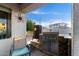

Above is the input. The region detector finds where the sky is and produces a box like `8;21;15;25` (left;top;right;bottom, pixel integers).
26;3;72;28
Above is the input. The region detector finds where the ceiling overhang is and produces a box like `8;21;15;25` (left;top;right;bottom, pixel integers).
0;3;46;13
20;3;46;13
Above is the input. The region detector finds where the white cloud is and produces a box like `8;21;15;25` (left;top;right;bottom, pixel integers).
30;10;61;15
30;10;47;14
29;9;69;16
29;10;71;28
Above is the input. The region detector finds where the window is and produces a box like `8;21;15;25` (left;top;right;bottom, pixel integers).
0;6;11;39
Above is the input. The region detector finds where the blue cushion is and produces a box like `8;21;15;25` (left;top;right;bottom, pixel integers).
12;47;30;56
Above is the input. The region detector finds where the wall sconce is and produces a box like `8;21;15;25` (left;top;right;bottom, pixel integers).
17;16;23;22
17;9;24;22
18;16;22;21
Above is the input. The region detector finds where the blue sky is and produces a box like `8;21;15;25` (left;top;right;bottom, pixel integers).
26;3;72;27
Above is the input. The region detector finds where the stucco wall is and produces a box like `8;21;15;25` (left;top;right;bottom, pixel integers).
0;4;26;56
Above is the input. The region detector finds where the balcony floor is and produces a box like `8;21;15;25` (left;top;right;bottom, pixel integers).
31;49;48;56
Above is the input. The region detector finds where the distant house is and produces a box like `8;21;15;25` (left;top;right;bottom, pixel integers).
49;23;71;35
42;26;50;32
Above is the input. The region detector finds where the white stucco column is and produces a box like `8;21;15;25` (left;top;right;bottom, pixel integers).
73;3;79;56
12;11;26;39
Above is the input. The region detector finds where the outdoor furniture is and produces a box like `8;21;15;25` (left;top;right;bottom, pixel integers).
31;39;53;56
39;32;71;56
58;34;71;56
39;32;59;55
58;36;71;56
33;25;42;39
10;37;31;56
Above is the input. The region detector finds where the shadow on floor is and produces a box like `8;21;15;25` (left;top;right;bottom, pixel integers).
31;49;48;56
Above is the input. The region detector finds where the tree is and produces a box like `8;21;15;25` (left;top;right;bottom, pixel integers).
26;19;35;31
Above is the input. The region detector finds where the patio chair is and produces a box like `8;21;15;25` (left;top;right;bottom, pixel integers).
10;37;31;56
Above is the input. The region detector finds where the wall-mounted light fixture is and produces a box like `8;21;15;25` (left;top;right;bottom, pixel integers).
18;16;22;21
17;8;24;22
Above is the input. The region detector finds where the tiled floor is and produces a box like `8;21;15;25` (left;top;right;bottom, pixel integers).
31;49;48;56
26;35;48;56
